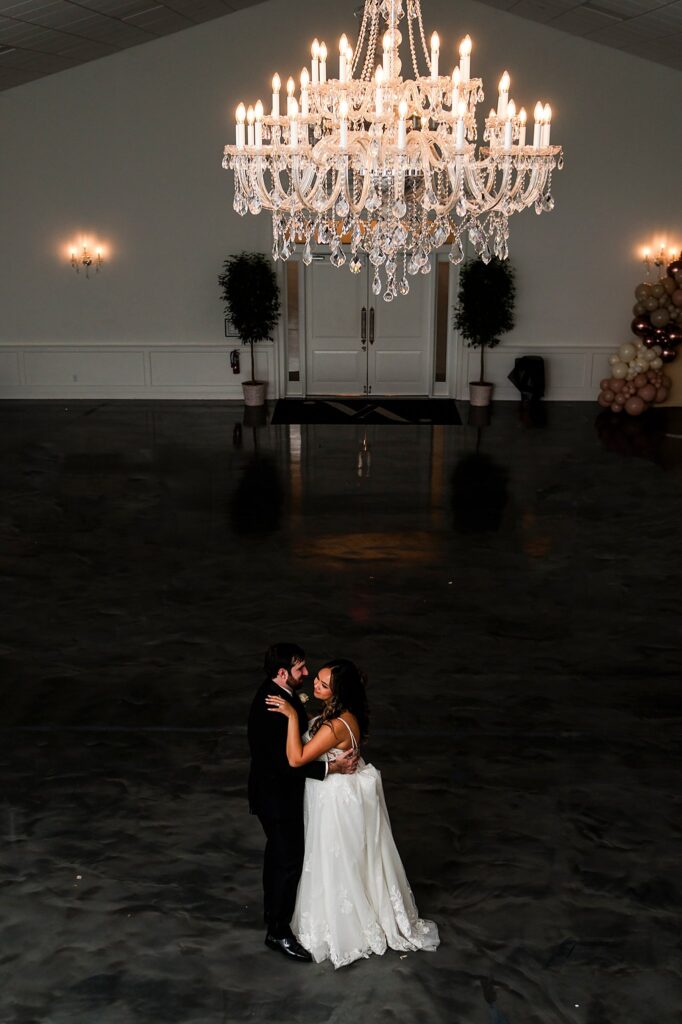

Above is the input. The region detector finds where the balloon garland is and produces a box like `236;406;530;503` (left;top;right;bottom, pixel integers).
597;254;682;415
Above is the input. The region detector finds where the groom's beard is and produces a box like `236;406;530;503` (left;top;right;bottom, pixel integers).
288;676;304;691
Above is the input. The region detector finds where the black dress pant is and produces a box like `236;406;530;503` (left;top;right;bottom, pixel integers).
257;810;305;938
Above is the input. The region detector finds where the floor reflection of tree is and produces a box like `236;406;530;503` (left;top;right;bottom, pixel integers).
450;428;509;533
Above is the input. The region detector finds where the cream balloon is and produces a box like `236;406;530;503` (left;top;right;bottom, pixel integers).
608;354;621;366
651;357;663;370
611;361;628;379
619;342;637;361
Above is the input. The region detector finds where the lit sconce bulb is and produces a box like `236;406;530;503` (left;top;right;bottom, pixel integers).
431;31;440;50
669;247;676;258
452;66;460;88
519;106;527;124
489;108;496;118
312;39;320;59
398;99;408;118
255;99;264;119
236;102;246;123
301;67;309;89
459;35;472;58
543;102;552;122
507;99;516;119
375;65;384;84
339;33;348;54
287;77;295;97
246;104;255;146
319;42;327;60
383;30;392;51
499;71;510;92
319;41;327;83
247;105;255;124
235;102;246;148
534;101;544;121
643;247;651;259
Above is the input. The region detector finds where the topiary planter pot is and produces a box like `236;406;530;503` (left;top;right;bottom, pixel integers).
243;381;267;407
469;382;493;407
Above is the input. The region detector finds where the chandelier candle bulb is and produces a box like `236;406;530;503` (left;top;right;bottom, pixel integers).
375;65;384;114
452;66;460;105
246;105;255;146
398;99;408;149
497;70;510;118
235;102;246;148
504;100;515;149
383;31;391;76
319;42;327;83
542;103;552;146
286;76;295;115
271;74;280;117
300;68;309;114
311;39;319;84
339;34;348;81
459;35;472;82
518;106;527;146
431;32;439;79
254;100;263;147
533;101;544;147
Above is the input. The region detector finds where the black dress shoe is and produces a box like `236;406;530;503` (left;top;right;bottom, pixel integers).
265;933;313;961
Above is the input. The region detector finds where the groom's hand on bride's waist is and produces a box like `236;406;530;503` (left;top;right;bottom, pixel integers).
328;748;359;775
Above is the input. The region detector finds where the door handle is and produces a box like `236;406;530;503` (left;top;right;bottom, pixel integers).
361;306;367;346
369;306;375;345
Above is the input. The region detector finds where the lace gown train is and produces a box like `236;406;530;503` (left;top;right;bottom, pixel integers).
292;720;440;968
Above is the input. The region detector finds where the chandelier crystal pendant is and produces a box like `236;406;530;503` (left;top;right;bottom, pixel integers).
222;0;563;301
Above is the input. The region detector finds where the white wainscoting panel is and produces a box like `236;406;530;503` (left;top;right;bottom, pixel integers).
0;343;277;399
455;344;613;401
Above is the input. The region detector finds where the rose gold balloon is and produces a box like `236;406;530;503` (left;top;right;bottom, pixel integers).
614;393;626;405
672;290;682;308
603;389;615;403
597;392;611;408
611;402;624;413
611;378;625;393
655;387;669;403
600;378;610;390
634;373;648;388
638;384;656;403
625;396;646;416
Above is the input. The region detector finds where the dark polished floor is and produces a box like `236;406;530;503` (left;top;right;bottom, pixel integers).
1;400;681;1024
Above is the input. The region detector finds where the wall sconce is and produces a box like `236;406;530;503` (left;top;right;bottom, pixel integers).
641;241;680;280
69;243;104;278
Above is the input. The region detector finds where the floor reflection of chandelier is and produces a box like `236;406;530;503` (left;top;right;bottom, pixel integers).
222;0;563;301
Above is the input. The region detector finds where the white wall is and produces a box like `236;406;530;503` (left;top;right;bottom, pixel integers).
0;0;679;399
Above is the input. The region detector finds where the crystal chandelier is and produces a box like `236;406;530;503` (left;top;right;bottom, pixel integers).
222;0;563;301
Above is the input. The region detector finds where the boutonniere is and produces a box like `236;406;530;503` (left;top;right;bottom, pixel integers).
299;693;309;704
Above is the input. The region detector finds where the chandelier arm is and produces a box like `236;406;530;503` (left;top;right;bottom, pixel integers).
253;159;289;209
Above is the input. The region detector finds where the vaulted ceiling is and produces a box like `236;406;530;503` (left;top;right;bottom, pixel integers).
0;0;680;94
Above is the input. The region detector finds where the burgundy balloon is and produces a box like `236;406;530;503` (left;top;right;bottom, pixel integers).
642;334;658;348
631;316;651;336
665;324;682;347
625;396;646;416
660;348;677;363
667;259;682;279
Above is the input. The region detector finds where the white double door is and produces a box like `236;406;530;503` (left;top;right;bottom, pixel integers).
304;255;435;396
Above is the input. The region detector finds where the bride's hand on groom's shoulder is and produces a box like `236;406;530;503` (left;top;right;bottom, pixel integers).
265;695;296;719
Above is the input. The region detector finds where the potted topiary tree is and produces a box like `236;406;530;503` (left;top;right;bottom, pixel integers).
219;252;281;407
453;256;515;407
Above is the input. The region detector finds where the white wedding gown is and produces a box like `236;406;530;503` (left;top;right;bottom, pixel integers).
292;718;440;968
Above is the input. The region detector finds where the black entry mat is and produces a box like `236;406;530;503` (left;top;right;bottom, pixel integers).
271;398;462;425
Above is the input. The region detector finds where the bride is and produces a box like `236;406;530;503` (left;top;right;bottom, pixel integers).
266;659;439;969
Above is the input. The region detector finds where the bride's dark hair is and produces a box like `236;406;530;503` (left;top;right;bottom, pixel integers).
309;659;369;742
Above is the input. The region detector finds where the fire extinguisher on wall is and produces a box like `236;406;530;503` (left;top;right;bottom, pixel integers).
230;349;240;375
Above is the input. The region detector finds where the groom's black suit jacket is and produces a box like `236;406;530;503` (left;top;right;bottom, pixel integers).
247;680;326;819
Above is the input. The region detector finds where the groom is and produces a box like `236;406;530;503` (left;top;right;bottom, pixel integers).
248;642;358;961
